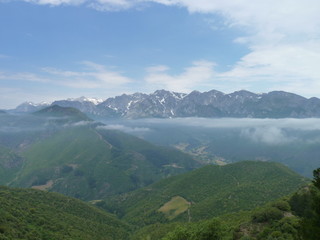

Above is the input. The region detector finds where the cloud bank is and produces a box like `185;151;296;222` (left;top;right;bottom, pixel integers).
145;61;216;92
123;117;320;145
97;124;151;133
140;117;320;131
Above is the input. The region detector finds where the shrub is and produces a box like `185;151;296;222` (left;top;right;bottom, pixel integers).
252;207;283;223
272;200;290;212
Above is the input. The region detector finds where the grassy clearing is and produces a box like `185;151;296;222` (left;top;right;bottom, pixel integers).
158;196;190;220
31;179;54;190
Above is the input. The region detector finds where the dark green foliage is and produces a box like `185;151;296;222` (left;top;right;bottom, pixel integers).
135;198;304;240
162;219;226;240
0;186;130;239
256;217;301;240
132;210;252;240
102;161;306;226
312;168;320;189
289;189;313;218
252;207;283;223
124;169;314;239
271;200;291;212
299;168;320;239
234;199;302;240
131;222;183;240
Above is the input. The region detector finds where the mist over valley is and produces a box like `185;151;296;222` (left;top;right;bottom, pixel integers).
100;117;320;177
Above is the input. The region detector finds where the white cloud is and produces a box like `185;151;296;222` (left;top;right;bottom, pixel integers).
24;0;85;6
241;127;293;145
0;87;64;109
146;65;169;73
0;71;50;83
23;0;143;10
154;1;320;97
139;117;320;131
145;60;216;92
217;42;320;96
149;1;320;96
77;0;320;97
103;118;320;145
43;61;132;88
64;120;93;127
0;61;134;108
151;0;320;37
0;61;132;89
97;124;151;133
88;0;137;11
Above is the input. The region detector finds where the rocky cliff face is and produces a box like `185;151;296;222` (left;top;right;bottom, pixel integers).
99;89;320;118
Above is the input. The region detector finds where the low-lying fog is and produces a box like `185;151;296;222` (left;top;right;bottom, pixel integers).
1;114;318;177
100;118;320;177
100;118;320;144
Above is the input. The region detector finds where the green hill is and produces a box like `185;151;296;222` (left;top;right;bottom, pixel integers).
156;198;301;240
0;186;130;240
34;105;91;122
8;125;198;200
101;161;307;225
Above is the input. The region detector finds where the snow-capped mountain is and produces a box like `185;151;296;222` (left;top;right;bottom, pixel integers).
11;89;320;118
12;101;50;113
102;90;187;118
97;92;148;117
95;89;320;118
66;96;104;105
51;97;104;115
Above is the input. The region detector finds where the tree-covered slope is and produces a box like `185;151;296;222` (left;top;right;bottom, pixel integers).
102;161;307;225
0;145;24;184
9;125;198;200
158;198;301;240
0;186;130;240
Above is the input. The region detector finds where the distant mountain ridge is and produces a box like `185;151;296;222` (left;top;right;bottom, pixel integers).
34;105;92;122
11;89;320;118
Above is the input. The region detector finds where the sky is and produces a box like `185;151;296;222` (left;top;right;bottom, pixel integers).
1;0;320;109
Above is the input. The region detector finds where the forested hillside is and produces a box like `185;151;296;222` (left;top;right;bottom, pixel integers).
9;126;198;200
101;161;307;226
0;186;131;240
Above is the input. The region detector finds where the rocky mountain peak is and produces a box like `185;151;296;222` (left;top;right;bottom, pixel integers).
11;90;320;118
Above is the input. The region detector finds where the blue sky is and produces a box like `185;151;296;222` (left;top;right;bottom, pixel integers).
1;0;320;108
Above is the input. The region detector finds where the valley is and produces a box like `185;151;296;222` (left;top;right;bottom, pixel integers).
3;0;320;238
0;105;318;239
100;117;320;178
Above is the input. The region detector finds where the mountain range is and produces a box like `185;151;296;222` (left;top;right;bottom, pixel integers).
8;89;320;118
0;105;317;239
